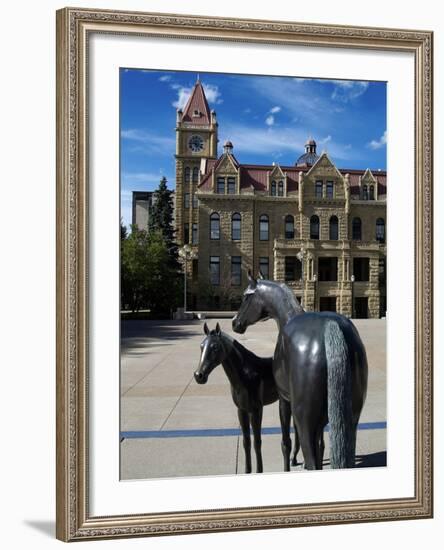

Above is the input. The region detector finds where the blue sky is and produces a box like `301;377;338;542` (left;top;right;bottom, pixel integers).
120;69;386;228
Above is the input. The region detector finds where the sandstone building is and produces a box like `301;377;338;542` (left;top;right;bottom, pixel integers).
171;81;386;318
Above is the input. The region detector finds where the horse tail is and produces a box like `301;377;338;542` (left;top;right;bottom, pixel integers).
325;320;354;469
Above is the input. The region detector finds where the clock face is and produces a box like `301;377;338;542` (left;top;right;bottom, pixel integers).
188;134;204;153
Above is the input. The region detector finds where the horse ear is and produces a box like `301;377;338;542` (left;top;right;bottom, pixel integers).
247;270;257;288
258;270;265;280
215;322;221;335
203;322;209;335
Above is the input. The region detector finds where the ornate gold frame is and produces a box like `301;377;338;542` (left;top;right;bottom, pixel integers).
56;7;433;541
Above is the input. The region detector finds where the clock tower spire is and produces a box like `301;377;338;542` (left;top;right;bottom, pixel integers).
175;81;218;246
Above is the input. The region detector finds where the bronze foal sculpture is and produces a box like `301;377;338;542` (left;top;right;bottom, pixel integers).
194;322;300;473
232;273;368;470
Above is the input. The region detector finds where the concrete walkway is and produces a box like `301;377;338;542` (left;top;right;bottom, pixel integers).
120;318;386;480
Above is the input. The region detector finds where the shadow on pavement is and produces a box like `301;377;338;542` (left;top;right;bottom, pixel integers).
121;319;203;356
354;451;387;468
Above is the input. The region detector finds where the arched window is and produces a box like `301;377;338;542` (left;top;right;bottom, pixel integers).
278;181;284;196
310;215;320;240
210;212;220;240
259;214;269;241
192;167;199;183
363;185;369;200
369;185;375;200
184;166;190;183
231;213;241;241
376;218;385;243
271;181;277;196
352;217;362;240
285;215;294;239
329;215;339;240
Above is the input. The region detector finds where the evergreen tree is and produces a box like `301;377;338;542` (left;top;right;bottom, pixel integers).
149;176;176;256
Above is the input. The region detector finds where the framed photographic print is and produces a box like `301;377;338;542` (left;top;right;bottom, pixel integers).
56;7;433;541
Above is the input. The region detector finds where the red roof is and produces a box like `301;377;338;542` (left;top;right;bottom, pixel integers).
180;81;211;126
197;156;387;196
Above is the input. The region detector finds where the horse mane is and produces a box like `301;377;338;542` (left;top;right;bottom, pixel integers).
258;280;304;315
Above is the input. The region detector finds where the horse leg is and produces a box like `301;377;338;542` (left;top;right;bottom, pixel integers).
297;421;318;470
315;427;325;469
278;398;292;471
291;420;300;467
250;408;263;473
238;409;252;474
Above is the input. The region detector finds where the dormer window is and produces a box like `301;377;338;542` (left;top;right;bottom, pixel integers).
278;181;284;197
192;109;200;117
315;181;323;199
271;181;277;196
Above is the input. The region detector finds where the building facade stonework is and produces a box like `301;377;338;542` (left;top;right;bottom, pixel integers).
174;81;386;318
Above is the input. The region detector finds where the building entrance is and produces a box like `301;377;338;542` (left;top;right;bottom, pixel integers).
319;297;337;312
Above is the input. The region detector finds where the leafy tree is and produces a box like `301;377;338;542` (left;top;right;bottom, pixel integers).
120;218;128;241
121;226;182;316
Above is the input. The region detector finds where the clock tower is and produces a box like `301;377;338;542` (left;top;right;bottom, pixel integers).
175;80;218;246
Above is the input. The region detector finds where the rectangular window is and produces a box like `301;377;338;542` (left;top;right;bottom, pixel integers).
217;177;225;194
259;257;269;279
192;194;199;208
184;193;190;208
278;181;284;196
318;257;338;281
353;257;370;282
192;259;198;281
326;181;334;199
315;181;323;198
192;223;198;245
285;257;302;282
231;256;242;286
227;177;236;194
210;256;220;286
183;223;189;245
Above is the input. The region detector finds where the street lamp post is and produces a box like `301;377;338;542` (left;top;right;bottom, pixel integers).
350;274;355;318
179;245;196;313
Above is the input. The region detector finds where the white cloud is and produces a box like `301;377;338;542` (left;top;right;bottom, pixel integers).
121;172;170;186
220;123;354;162
265;115;275;126
121;129;175;154
367;130;387;150
270;106;281;114
172;87;191;110
159;74;172;82
319;135;332;144
331;81;370;103
172;82;223;109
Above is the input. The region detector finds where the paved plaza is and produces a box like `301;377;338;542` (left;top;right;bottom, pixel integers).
120;317;386;480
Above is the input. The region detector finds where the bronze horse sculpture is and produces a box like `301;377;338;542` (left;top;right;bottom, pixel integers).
232;273;368;470
194;322;300;473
